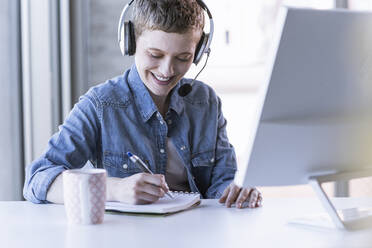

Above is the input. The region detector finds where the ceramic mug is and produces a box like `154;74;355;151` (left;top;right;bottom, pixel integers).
63;169;107;225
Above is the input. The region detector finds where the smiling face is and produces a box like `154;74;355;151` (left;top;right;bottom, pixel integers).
134;29;202;97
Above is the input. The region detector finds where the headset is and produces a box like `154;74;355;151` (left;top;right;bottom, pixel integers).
117;0;214;96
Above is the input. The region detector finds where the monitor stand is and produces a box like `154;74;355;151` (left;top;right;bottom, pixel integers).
290;169;372;230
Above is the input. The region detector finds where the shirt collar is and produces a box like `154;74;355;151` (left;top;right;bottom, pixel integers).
127;64;184;122
168;84;184;117
127;64;157;122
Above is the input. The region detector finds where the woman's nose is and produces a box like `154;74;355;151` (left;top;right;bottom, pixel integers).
158;58;175;76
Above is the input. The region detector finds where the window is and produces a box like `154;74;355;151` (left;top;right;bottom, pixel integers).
349;0;372;10
187;0;335;91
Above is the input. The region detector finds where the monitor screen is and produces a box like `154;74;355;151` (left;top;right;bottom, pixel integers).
235;7;372;187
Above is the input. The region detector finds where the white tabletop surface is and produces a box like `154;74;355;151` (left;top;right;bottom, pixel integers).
2;198;372;248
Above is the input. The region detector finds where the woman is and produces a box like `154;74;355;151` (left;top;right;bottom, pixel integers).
24;0;262;209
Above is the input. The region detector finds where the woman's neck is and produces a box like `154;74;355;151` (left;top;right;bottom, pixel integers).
150;92;169;117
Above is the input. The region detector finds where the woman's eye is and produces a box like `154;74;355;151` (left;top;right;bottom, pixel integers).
148;52;190;62
150;53;162;59
177;57;191;62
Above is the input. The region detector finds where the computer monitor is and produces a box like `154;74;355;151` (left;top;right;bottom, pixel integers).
234;7;372;230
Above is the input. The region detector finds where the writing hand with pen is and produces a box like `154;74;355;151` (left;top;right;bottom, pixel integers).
106;152;171;205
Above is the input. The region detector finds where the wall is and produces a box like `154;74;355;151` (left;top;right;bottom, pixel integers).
88;0;133;87
0;0;23;200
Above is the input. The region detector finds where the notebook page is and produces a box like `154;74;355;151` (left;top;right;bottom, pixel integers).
105;192;200;214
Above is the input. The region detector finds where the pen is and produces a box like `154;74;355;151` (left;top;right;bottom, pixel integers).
127;152;174;199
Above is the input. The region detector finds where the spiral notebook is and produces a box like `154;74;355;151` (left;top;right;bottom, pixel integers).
105;192;201;214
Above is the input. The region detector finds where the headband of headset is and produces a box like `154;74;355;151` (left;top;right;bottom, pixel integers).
117;0;214;65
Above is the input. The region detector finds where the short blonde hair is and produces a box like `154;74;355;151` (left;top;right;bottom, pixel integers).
133;0;205;37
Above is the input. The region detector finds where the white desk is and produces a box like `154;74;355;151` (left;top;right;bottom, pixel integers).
2;198;372;248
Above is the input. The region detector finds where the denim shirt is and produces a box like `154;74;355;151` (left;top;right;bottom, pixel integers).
23;65;237;203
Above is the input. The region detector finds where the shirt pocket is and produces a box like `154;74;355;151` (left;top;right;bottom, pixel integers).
191;150;216;168
103;151;143;177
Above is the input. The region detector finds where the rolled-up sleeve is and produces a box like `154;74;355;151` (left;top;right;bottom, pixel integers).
23;90;101;203
205;96;237;199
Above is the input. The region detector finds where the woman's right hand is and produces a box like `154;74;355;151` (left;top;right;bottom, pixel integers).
107;173;169;204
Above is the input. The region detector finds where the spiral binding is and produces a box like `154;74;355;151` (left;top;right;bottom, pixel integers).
171;191;199;195
169;191;200;200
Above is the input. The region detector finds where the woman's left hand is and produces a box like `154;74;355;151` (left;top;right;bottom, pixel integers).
219;182;262;209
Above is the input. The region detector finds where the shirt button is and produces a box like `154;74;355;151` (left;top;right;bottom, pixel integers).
160;148;165;154
180;146;186;151
122;163;128;169
210;158;215;163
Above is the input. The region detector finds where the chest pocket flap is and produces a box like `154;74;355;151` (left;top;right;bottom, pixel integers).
103;151;143;176
191;150;215;167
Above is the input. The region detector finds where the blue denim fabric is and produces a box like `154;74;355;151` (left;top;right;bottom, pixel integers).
23;65;237;203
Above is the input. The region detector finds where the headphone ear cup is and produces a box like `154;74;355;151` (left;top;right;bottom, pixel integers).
193;32;207;65
124;21;136;56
